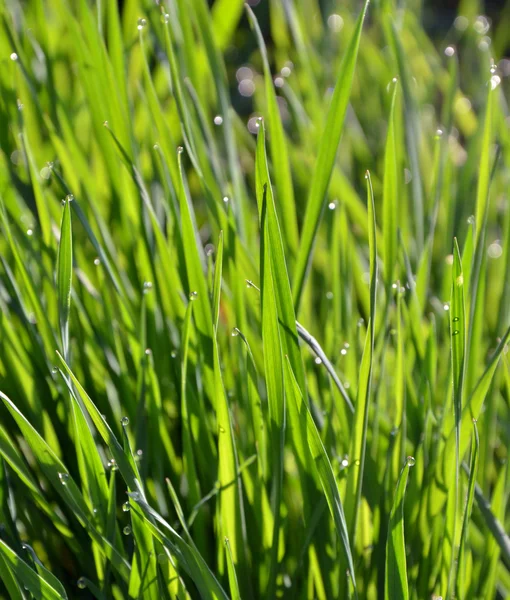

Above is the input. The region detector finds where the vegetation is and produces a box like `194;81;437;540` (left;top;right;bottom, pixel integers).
0;0;509;598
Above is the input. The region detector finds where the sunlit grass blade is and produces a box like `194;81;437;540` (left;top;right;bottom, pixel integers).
385;459;412;600
444;238;466;598
0;539;67;600
246;5;299;257
56;197;72;361
224;537;241;600
344;172;377;546
456;421;479;599
292;0;369;311
285;357;357;596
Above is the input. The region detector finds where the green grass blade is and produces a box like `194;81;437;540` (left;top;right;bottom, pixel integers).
224;537;241;600
385;459;412;600
456;421;479;598
0;539;67;600
292;0;369;311
56;197;72;362
285;357;357;595
246;5;299;257
344;171;377;545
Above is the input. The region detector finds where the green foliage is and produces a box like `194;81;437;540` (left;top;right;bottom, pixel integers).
0;1;509;599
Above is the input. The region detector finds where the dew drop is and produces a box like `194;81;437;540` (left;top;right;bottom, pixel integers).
274;76;284;88
452;330;459;336
65;193;74;202
144;348;152;356
123;525;132;535
452;317;459;322
219;425;225;433
161;13;169;24
444;46;455;57
122;502;130;512
328;201;337;210
314;357;322;364
340;348;347;356
327;13;344;32
189;291;198;301
121;416;129;426
77;577;87;590
406;456;416;466
26;229;33;236
58;472;69;485
223;196;229;204
341;457;349;468
213;115;223;125
435;129;443;139
10;52;18;61
130;491;140;501
103;120;108;128
177;146;183;154
94;257;100;266
137;17;147;30
136;449;143;460
231;328;239;337
51;366;58;374
326;291;333;300
443;303;450;311
467;215;475;225
488;242;503;259
108;459;118;471
490;75;501;90
170;350;177;358
143;280;153;291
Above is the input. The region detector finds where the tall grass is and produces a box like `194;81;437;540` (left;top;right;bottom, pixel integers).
0;0;509;598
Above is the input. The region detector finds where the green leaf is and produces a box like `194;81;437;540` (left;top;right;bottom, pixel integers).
385;460;411;600
292;0;369;311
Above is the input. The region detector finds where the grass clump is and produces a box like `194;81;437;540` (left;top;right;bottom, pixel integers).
0;0;509;598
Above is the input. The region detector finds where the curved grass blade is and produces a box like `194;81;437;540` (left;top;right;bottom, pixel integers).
246;5;299;256
128;494;229;600
0;539;67;600
292;0;369;311
385;459;411;600
284;357;357;596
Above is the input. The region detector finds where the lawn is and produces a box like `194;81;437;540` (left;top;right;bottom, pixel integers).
0;0;509;598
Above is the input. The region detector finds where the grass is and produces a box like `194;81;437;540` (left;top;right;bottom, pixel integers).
0;0;509;598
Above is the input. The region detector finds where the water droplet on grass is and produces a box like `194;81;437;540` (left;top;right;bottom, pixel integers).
314;357;322;364
123;525;132;535
59;472;69;485
161;13;169;24
10;52;18;61
77;577;86;589
65;193;74;202
137;18;147;30
231;328;239;337
189;291;198;301
94;257;100;266
213;115;223;125
122;502;130;512
444;46;455;57
406;456;416;466
121;416;129;426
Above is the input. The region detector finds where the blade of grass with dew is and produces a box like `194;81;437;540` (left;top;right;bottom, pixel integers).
0;539;67;600
285;357;357;596
444;238;466;598
456;420;479;599
385;458;412;600
344;172;377;547
212;230;250;596
255;121;286;597
0;390;130;582
292;0;369;312
246;5;299;257
440;326;510;485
